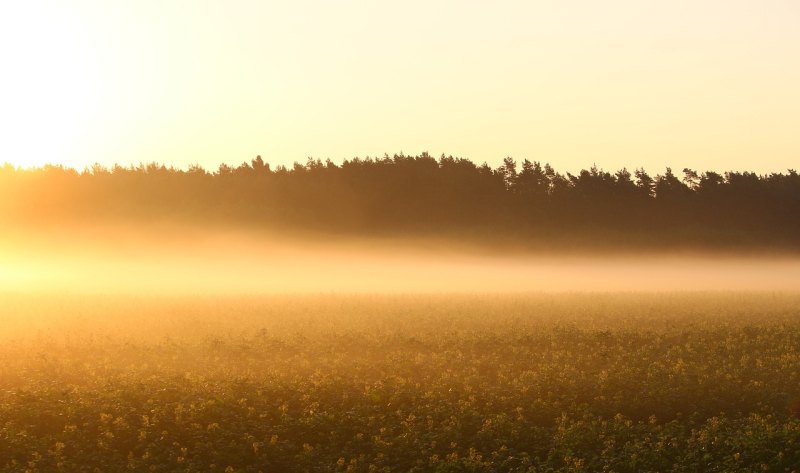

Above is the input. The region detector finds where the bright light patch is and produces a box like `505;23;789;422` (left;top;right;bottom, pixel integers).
0;1;99;169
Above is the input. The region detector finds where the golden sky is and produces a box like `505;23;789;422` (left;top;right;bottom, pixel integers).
1;0;798;173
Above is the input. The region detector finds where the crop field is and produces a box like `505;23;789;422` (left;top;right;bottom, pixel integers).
2;293;800;472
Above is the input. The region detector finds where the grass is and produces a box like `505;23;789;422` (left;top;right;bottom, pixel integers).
1;293;799;472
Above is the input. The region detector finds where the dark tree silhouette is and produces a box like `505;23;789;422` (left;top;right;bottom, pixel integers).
1;155;798;251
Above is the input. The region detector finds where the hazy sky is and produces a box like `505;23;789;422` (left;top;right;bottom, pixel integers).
1;0;798;173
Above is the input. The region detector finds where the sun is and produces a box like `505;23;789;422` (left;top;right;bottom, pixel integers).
0;1;101;170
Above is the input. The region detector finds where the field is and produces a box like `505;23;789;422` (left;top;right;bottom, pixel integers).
2;293;800;472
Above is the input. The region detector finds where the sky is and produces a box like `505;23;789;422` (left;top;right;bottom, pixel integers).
1;0;798;174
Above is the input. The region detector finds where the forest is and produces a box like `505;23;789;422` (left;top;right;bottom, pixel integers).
1;153;799;250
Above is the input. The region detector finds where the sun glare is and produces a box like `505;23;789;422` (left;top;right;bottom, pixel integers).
0;1;100;169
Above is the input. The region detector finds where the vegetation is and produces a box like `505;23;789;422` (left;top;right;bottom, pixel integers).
2;155;799;250
2;293;800;472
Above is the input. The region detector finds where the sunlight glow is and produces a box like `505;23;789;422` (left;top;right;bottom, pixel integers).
0;1;104;169
1;0;799;172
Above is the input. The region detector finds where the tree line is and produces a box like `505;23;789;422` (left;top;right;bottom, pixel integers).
1;153;798;250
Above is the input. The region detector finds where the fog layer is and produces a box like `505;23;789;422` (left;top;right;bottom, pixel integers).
1;226;798;294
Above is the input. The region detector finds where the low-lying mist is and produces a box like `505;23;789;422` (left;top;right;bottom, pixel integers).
1;224;799;294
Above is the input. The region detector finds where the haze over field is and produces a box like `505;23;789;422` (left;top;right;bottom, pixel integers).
1;226;798;294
